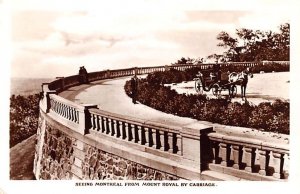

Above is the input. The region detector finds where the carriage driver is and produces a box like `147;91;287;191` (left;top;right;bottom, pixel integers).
210;63;221;82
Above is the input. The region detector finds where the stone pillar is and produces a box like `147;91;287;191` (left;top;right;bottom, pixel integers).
137;125;142;144
102;117;107;133
112;119;117;137
232;145;242;169
144;127;150;147
159;130;165;151
41;84;57;113
219;143;229;166
176;135;182;155
106;118;111;135
132;125;136;143
96;115;101;132
126;123;131;141
258;150;269;176
243;147;254;172
168;132;173;153
77;104;98;135
90;114;95;130
283;153;289;179
272;152;283;179
123;122;128;140
70;107;74;122
211;141;219;164
151;129;157;149
118;121;123;139
181;123;213;169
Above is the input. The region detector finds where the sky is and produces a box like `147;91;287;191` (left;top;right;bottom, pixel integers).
9;0;292;78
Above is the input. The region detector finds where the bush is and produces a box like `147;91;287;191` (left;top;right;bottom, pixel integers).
124;71;289;134
10;94;40;147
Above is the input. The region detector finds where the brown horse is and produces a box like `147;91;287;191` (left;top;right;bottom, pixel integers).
228;68;253;100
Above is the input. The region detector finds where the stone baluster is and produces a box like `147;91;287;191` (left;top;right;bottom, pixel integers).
210;141;219;164
76;111;79;124
66;106;70;120
144;127;150;147
66;105;69;118
69;107;73;121
272;152;283;179
102;117;107;133
61;103;64;115
232;145;242;169
69;106;72;120
258;150;269;176
110;119;116;137
283;153;289;179
128;123;133;141
100;116;105;133
60;103;64;116
167;132;173;153
176;135;182;155
151;129;157;149
72;108;76;122
55;101;58;112
219;143;229;166
113;120;118;137
137;125;142;144
69;107;73;120
159;130;165;151
63;104;66;117
132;125;137;143
69;107;73;122
61;104;65;116
57;102;61;114
119;121;124;139
124;122;130;141
96;115;101;131
56;102;60;114
90;114;95;130
106;118;111;135
243;147;254;172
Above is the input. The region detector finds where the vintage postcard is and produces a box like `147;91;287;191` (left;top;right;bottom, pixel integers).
1;0;300;194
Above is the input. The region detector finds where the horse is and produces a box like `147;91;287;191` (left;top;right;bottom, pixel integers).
228;68;253;100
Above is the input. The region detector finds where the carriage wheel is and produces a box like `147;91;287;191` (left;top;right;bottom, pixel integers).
195;79;204;94
231;85;237;98
212;83;221;97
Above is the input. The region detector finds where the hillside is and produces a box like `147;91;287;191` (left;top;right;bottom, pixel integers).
10;135;36;180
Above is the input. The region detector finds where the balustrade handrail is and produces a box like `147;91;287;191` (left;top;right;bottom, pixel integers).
208;132;289;154
49;93;83;110
89;108;182;134
39;61;290;180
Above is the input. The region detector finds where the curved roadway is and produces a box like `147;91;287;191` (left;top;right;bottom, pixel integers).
60;76;198;127
59;74;289;142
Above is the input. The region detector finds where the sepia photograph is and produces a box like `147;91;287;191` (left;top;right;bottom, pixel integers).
1;0;300;194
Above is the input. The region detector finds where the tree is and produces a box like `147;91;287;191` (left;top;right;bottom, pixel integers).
172;57;199;65
210;23;290;62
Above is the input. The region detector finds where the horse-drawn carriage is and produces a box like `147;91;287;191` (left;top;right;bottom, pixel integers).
194;68;252;99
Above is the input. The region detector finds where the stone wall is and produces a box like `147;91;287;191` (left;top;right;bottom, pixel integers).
35;119;180;180
81;145;179;180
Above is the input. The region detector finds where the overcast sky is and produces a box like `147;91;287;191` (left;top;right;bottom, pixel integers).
10;0;292;78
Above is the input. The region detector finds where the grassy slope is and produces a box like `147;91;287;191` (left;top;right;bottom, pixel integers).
10;135;36;180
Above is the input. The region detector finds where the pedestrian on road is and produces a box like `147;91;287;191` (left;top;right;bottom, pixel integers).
131;74;138;104
78;66;89;84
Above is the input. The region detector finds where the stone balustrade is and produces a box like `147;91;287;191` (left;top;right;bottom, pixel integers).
207;132;289;180
48;94;97;135
37;61;289;180
89;109;183;156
